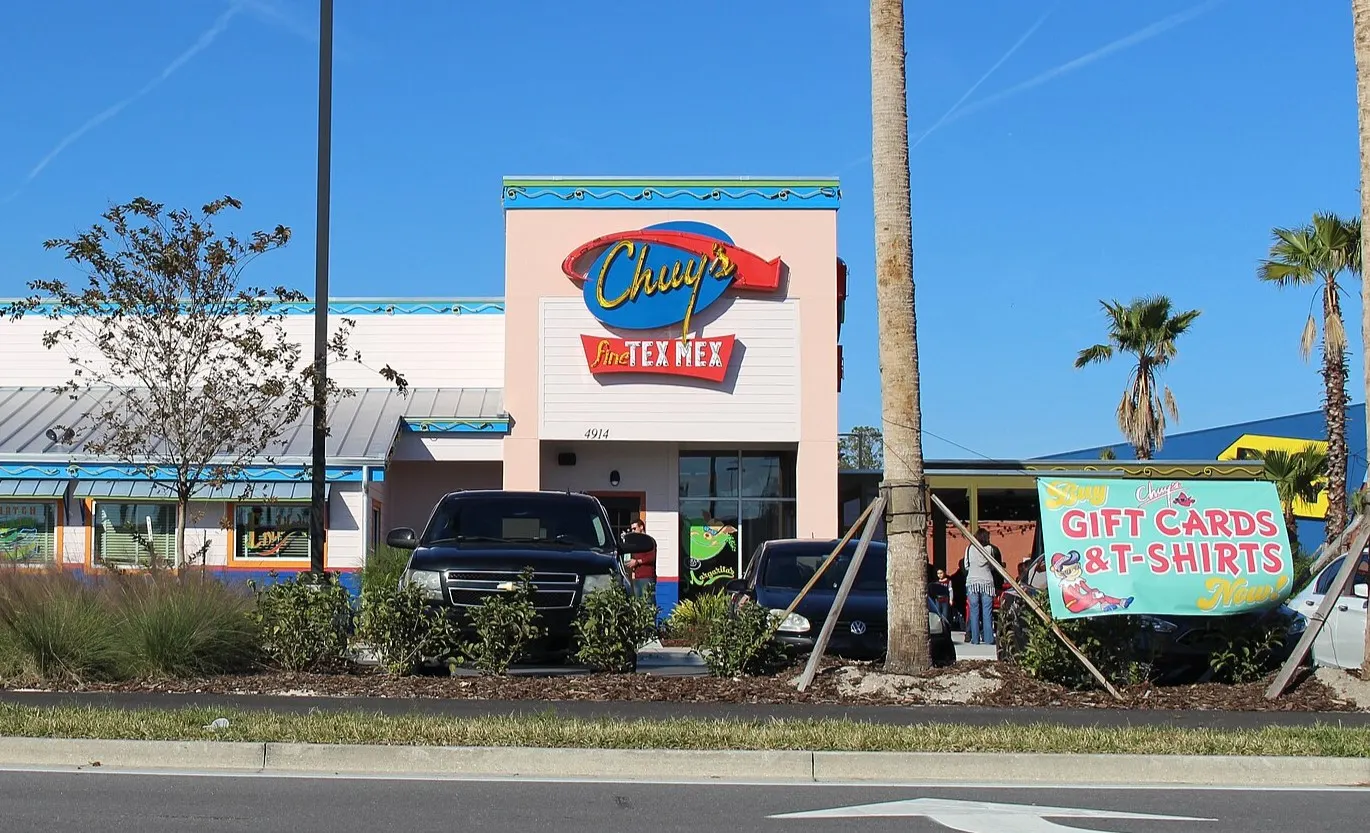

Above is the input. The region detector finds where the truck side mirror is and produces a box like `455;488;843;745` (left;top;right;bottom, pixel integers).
387;528;418;550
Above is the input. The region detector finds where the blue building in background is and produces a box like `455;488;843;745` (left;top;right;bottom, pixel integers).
1037;404;1367;552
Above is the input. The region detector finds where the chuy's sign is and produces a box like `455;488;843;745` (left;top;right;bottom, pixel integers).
561;221;782;383
1035;477;1294;619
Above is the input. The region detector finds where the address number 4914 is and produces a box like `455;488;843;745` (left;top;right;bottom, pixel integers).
584;428;610;439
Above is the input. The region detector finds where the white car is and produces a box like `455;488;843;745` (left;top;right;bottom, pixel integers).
1286;551;1369;669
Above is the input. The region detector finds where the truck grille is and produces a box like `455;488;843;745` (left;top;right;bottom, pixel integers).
443;569;580;610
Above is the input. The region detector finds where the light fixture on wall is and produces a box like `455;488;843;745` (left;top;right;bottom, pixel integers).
609;470;621;487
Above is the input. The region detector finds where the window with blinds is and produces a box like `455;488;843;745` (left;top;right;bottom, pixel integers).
0;502;58;565
236;504;311;560
93;502;175;569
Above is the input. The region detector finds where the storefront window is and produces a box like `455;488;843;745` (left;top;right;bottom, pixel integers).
93;502;175;569
0;502;57;565
679;452;796;599
236;504;311;560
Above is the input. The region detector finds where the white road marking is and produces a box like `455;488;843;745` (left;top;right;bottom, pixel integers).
772;797;1211;832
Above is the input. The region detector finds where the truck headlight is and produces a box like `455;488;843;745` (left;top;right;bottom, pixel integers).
402;569;444;600
582;573;617;594
770;609;811;633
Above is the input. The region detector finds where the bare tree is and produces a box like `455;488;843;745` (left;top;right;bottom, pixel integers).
5;196;407;569
871;0;931;674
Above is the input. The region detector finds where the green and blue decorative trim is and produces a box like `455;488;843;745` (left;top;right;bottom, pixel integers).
3;299;505;317
0;464;363;482
501;177;841;210
401;417;510;434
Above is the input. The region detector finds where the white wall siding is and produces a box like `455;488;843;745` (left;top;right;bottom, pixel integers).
0;313;505;389
538;299;799;442
326;484;364;570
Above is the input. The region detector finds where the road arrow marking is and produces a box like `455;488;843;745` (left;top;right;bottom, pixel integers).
770;797;1213;833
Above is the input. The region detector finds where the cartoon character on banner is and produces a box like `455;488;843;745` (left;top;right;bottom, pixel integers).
686;510;738;588
1051;550;1134;614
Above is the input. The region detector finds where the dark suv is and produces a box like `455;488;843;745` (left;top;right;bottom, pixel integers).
386;490;654;659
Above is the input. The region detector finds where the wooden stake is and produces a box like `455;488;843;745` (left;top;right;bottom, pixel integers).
794;496;886;692
767;499;877;635
1304;514;1363;583
931;494;1125;701
1266;516;1370;699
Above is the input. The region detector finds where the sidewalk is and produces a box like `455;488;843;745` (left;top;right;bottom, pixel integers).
951;632;1000;662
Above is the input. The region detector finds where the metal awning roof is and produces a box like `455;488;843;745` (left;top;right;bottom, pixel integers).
74;481;327;502
0;479;68;499
0;386;505;464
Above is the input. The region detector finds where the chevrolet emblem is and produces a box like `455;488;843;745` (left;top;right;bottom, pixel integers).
495;581;518;592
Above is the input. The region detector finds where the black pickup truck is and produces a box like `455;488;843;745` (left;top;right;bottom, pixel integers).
385;490;655;659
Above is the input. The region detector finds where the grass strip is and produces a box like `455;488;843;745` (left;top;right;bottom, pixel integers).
0;704;1367;757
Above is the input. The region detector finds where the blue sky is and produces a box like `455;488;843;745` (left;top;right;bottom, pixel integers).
0;0;1361;460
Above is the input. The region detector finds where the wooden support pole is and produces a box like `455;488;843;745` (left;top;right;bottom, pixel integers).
931;494;1125;701
768;499;877;635
794;496;886;692
1266;516;1370;699
1305;514;1363;583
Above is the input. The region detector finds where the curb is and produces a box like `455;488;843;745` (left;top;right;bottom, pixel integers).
0;738;1363;786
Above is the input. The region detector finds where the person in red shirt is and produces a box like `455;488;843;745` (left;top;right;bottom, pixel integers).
624;518;656;599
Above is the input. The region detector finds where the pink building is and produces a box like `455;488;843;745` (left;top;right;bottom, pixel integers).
0;177;847;613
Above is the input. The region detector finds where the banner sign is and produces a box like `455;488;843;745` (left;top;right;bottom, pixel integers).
1035;477;1293;619
562;220;782;383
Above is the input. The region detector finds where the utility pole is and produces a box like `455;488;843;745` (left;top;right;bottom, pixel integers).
309;0;333;576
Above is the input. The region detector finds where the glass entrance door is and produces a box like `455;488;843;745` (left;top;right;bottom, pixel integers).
595;494;644;542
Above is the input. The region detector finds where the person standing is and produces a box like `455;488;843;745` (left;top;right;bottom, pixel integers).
624;517;656;600
962;528;996;645
934;567;953;626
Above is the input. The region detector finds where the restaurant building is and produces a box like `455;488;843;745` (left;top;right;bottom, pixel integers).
0;177;847;613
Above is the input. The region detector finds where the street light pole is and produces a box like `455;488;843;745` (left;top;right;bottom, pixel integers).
309;0;333;576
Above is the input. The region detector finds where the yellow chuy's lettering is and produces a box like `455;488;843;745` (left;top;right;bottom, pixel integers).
592;239;737;340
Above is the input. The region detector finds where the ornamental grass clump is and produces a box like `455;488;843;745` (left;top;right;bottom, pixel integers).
109;570;259;678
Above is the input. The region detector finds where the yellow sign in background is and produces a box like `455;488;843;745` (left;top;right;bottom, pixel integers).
1217;433;1329;519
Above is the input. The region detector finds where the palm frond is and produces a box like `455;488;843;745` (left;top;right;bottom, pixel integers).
1075;343;1113;368
1325;312;1348;354
1300;314;1317;361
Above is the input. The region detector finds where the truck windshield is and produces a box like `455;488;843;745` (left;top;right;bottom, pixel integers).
421;496;613;551
763;542;887;592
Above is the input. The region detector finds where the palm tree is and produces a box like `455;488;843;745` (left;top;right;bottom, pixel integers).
1349;0;1370;677
1258;212;1361;545
1074;296;1202;460
1256;445;1327;555
870;0;930;674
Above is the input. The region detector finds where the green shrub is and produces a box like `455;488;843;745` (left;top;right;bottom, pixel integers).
662;592;730;646
111;571;259;678
357;580;461;676
0;569;126;682
359;545;410;600
1003;603;1150;690
1208;620;1287;683
460;568;543;675
700;600;788;677
250;572;352;672
573;585;659;673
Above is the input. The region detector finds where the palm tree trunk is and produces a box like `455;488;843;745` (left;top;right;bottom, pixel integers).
1350;0;1370;674
1284;505;1301;556
1322;286;1349;546
870;0;930;675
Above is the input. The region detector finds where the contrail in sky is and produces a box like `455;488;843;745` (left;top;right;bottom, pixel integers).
940;0;1225;127
14;2;243;190
909;1;1060;152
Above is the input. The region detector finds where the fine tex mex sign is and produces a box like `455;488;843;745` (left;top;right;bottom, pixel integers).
560;221;783;383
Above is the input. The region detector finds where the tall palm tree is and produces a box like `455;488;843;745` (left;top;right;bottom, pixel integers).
1258;212;1361;546
1256;445;1327;555
1350;0;1370;676
1074;296;1202;460
870;0;930;674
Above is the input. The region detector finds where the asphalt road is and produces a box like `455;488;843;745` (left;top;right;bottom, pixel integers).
0;771;1359;832
1;689;1366;729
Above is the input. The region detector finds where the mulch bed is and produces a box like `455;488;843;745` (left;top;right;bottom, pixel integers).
19;659;1358;713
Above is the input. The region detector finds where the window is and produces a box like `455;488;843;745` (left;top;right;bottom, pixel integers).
762;541;888;592
0;502;58;565
93;502;175;568
678;451;797;599
421;494;613;551
236;504;311;560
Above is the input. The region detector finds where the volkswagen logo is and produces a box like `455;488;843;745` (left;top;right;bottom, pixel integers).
849;620;867;635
